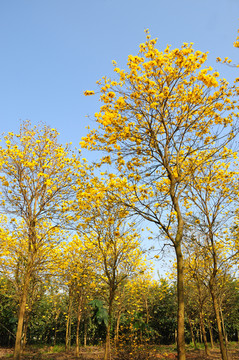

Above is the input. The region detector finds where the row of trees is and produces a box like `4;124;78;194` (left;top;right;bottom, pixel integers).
0;120;238;360
0;30;239;360
81;30;239;360
0;267;238;349
0;268;239;348
0;122;149;360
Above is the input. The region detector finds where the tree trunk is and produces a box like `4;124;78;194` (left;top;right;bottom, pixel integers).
171;179;186;360
175;242;186;360
84;320;87;347
14;272;31;360
114;311;121;348
21;319;28;352
196;329;199;344
208;321;214;349
188;315;196;349
196;278;208;354
199;326;202;343
220;306;229;356
54;328;57;347
199;311;208;355
104;322;111;360
210;287;228;360
76;298;83;358
208;231;228;360
21;303;32;353
54;309;60;346
104;292;114;360
65;294;72;351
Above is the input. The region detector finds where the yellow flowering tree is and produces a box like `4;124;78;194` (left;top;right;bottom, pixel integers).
59;235;97;357
183;233;237;359
0;121;82;360
184;155;238;360
76;176;147;360
183;241;212;354
0;217;66;349
81;32;238;360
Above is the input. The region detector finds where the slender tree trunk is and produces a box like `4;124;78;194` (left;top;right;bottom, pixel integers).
199;311;208;355
170;179;186;360
65;294;72;351
210;288;228;360
53;323;58;346
188;315;196;349
208;231;227;360
175;242;186;360
196;329;199;343
114;311;121;348
14;272;31;360
76;298;83;358
199;326;202;343
196;279;208;354
208;321;214;349
54;328;57;347
220;306;229;356
84;320;87;347
21;318;28;352
22;303;32;353
104;293;114;360
104;321;111;360
53;309;60;346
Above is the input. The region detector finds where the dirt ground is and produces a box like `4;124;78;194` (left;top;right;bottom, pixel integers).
0;346;238;360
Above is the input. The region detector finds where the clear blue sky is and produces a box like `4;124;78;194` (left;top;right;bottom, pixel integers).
0;0;238;153
1;0;238;276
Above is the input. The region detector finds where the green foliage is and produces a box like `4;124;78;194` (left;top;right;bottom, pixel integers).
149;283;177;344
90;299;108;327
50;344;65;353
221;278;239;341
0;276;17;346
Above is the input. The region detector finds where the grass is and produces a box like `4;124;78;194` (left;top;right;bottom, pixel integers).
47;345;65;353
0;342;239;360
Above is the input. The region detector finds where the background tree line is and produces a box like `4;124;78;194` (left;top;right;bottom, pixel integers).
0;270;238;349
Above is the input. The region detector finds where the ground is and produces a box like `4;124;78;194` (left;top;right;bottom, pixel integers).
0;345;238;360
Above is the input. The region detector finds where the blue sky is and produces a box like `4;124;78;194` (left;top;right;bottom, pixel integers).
0;0;238;154
0;0;239;275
